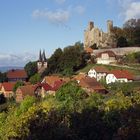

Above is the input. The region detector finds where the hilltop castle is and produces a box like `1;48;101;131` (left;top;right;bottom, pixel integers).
37;50;47;73
84;20;116;48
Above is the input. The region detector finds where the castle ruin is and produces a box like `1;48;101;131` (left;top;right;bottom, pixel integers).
84;20;116;48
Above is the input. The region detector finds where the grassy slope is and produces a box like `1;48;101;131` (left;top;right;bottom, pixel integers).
78;63;140;76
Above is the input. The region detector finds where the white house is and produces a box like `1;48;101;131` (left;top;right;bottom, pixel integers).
88;66;109;81
96;51;117;64
106;70;134;84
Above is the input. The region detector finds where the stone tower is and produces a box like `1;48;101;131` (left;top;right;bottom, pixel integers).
88;21;94;31
107;20;113;34
37;50;47;73
84;20;116;48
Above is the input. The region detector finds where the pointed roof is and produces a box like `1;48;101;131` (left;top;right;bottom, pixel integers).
39;50;43;62
42;50;47;61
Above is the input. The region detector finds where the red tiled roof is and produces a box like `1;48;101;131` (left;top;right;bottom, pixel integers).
1;82;15;91
44;75;62;86
36;83;52;91
7;69;27;79
52;80;65;91
79;76;105;90
92;66;109;73
97;50;116;58
17;85;35;96
110;70;134;80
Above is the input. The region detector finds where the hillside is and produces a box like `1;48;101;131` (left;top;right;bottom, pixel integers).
0;82;140;139
78;63;140;76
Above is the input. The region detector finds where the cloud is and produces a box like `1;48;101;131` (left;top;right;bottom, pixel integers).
107;0;140;21
0;53;38;67
75;5;85;15
124;2;140;21
32;9;70;25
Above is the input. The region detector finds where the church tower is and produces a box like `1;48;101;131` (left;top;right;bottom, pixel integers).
37;50;47;73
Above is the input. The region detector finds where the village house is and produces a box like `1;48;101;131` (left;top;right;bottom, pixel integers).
73;73;87;83
79;76;106;94
42;75;62;85
0;82;15;98
42;75;70;86
96;50;117;64
7;69;27;82
88;66;109;81
106;70;134;84
16;85;35;102
34;83;53;97
35;80;65;97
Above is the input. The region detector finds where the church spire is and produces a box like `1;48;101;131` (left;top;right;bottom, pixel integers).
39;50;42;62
42;50;47;61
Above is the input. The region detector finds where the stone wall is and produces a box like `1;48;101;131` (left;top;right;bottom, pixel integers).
84;20;116;48
92;47;140;56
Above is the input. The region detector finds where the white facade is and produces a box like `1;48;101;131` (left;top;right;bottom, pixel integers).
88;69;107;81
106;74;129;84
96;54;117;65
88;69;96;79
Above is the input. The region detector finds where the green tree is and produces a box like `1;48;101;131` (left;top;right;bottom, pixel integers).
29;73;41;84
117;36;128;47
24;61;37;78
13;81;25;93
56;81;87;112
0;72;7;82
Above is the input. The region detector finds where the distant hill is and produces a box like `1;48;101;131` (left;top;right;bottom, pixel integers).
0;66;23;73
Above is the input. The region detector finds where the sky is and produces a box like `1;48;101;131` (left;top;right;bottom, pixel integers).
0;0;140;66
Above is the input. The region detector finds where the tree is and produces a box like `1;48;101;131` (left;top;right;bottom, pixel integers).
123;18;140;46
117;36;128;47
42;41;88;76
13;81;25;93
56;81;87;112
29;73;41;84
24;61;37;78
0;72;7;82
0;94;6;105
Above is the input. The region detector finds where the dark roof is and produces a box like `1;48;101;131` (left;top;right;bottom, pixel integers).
38;50;47;62
97;50;116;58
7;69;27;79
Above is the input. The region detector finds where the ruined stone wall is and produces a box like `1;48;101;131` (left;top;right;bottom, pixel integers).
84;20;116;48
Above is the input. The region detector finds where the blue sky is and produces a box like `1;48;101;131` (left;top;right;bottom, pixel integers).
0;0;140;66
